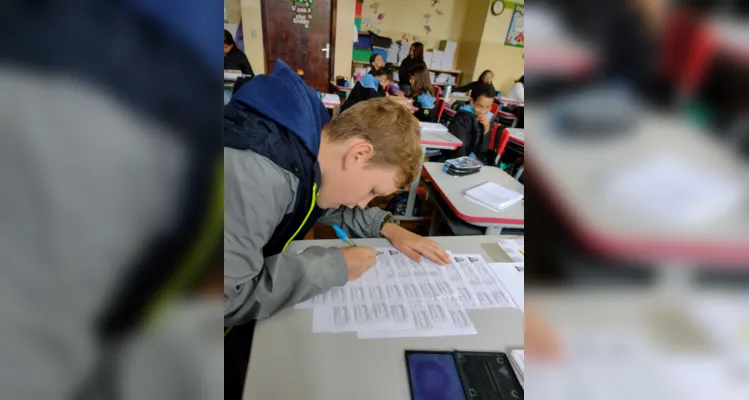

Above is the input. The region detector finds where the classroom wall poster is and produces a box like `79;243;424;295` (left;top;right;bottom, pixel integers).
504;4;524;48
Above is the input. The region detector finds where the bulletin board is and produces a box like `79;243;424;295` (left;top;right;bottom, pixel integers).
504;4;524;48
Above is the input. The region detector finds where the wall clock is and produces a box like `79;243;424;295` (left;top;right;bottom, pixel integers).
492;0;505;16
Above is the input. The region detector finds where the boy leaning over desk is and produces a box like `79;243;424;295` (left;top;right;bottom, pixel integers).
224;60;451;328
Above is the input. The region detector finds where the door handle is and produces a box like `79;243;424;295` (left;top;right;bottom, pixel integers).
321;43;330;59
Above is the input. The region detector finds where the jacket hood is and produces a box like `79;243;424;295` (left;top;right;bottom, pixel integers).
230;59;329;156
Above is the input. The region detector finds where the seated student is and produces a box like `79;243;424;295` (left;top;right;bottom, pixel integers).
408;64;437;122
508;75;524;102
367;54;385;75
224;59;450;327
455;70;494;95
447;84;497;160
224;29;254;76
340;68;394;113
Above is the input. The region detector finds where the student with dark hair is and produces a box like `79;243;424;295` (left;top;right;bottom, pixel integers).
455;70;494;95
448;84;497;159
508;75;524;102
398;42;425;96
340;68;394;113
408;64;437;122
224;29;253;76
368;54;385;74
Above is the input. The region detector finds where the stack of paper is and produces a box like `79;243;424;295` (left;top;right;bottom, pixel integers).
431;50;444;69
429;71;437;83
321;93;341;105
603;155;744;226
509;350;525;388
465;182;523;212
423;51;433;68
447;75;457;85
297;250;521;338
420;122;449;132
488;263;524;312
386;42;400;63
438;40;458;70
224;70;243;81
689;296;749;374
434;73;451;84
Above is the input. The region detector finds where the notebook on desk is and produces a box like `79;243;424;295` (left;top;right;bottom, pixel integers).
321;93;341;104
465;182;523;212
420;122;448;132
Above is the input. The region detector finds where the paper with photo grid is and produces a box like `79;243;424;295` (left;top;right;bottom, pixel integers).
297;249;519;338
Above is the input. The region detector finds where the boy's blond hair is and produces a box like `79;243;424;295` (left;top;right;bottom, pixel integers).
324;98;422;188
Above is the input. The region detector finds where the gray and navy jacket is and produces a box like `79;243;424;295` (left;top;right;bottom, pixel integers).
224;60;391;326
0;0;223;398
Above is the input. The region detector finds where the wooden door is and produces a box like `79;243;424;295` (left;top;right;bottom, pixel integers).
261;0;336;92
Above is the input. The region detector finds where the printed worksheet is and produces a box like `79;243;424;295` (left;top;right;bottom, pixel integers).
311;248;483;337
308;249;520;337
488;263;525;312
498;238;525;262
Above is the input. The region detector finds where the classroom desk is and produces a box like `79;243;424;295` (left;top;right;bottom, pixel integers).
529;113;749;266
507;128;525;145
322;95;341;110
243;236;524;400
419;123;463;150
422;162;524;235
329;81;353;91
441;94;471;104
530;289;749;398
495;96;524;107
400;125;463;221
329;81;353;101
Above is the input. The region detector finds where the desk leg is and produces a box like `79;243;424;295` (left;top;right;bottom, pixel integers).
485;226;504;236
429;205;442;236
656;261;695;294
403;146;426;220
514;165;524;180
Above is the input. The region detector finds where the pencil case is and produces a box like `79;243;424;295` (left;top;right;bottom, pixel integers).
443;156;482;176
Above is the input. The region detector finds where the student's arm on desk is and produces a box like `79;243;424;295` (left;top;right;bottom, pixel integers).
317;206;391;239
318;208;451;265
224;150;348;325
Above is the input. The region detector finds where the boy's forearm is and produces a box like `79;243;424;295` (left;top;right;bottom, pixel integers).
318;206;391;238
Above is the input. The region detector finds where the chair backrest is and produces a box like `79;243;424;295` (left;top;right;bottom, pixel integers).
434;85;442;99
433;85;443;121
440;107;457;125
490;126;512;157
490;102;499;115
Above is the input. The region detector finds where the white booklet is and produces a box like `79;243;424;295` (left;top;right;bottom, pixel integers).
420;122;448;132
464;182;523;212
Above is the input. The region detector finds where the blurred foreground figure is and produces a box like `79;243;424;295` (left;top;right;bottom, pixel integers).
0;1;222;398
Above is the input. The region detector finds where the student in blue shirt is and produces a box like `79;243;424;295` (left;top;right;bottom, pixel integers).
340;68;394;113
447;84;496;159
408;64;437;122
